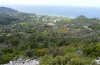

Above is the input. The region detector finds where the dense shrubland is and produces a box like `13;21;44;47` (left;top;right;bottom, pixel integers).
0;8;100;65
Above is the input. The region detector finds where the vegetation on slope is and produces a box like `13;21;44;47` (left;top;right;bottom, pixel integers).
0;7;100;65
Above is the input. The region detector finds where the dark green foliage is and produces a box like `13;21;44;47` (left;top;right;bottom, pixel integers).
83;42;100;57
0;13;19;25
24;50;34;57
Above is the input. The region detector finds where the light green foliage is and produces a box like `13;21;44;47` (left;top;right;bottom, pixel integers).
40;53;93;65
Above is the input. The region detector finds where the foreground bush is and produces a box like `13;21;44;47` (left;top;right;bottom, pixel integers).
40;53;94;65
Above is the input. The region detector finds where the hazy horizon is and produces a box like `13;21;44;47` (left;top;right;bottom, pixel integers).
0;5;100;18
0;0;100;18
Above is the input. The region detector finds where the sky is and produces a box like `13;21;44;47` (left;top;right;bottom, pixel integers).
0;0;100;7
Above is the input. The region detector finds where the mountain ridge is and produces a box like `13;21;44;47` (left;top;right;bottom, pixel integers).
0;7;18;13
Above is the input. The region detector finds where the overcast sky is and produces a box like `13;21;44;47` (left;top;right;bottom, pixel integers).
0;0;100;7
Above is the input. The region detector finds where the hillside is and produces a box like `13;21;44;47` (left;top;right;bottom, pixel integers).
0;7;100;65
0;7;32;25
0;7;18;13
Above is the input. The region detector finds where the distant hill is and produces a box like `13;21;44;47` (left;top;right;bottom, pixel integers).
0;7;18;13
0;7;32;25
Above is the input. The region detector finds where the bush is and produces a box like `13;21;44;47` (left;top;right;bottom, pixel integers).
0;53;13;64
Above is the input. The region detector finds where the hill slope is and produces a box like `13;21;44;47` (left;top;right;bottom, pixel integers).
0;7;100;65
0;7;18;13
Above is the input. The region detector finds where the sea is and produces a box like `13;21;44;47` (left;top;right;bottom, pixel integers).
1;5;100;18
